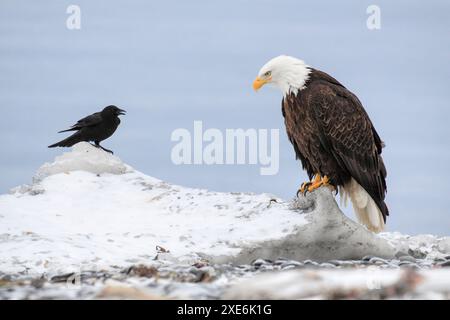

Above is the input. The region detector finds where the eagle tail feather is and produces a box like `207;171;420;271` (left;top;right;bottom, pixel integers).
341;178;385;233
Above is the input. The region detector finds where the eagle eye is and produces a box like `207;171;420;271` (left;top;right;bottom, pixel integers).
264;71;272;77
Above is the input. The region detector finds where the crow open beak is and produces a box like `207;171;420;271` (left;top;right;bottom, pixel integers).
117;108;126;115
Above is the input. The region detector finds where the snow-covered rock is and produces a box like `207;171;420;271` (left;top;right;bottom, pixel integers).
380;232;450;260
227;187;396;264
0;142;448;277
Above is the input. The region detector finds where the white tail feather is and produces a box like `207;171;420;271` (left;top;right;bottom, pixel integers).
340;178;385;233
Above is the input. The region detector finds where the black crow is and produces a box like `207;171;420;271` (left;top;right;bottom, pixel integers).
48;105;126;154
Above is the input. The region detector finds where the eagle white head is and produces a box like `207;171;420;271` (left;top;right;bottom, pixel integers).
253;55;311;96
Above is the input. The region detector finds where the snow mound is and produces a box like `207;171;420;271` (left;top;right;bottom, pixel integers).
0;144;308;275
34;142;128;182
0;143;448;278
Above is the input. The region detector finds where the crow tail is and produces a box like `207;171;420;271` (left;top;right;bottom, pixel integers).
58;128;77;133
48;132;83;148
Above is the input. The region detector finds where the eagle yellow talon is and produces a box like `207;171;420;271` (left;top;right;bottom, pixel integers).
297;182;310;196
307;175;334;193
297;174;323;196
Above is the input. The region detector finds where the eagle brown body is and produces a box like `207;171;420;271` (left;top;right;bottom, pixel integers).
254;55;389;232
282;69;388;224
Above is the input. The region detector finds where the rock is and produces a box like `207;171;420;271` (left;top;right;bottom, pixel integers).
398;261;418;268
50;273;76;283
337;261;358;268
251;258;271;267
399;255;416;263
126;265;158;278
319;263;336;268
273;258;288;266
328;260;343;266
439;261;450;267
280;261;304;269
369;257;388;265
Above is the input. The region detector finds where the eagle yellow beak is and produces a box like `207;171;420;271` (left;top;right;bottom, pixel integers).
253;76;271;91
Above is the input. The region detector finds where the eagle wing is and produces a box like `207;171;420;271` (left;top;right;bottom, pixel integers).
310;82;388;219
282;95;316;179
59;112;102;133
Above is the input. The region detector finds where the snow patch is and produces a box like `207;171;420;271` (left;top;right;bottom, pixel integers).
0;143;307;275
34;142;128;182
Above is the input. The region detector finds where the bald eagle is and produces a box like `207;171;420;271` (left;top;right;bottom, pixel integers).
253;55;388;233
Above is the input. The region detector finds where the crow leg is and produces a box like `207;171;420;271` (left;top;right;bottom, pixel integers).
94;141;114;154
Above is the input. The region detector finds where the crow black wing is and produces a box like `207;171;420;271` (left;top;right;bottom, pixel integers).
58;112;102;133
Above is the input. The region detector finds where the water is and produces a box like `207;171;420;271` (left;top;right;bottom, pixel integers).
0;0;449;235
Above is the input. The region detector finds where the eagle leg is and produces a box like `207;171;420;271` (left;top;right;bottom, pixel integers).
306;175;334;193
297;174;322;197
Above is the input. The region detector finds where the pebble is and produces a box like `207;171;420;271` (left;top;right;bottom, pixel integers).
273;259;289;266
303;259;319;266
280;261;303;269
398;255;416;263
236;265;252;272
281;265;297;271
319;263;336;268
369;257;388;265
259;265;275;271
251;259;271;267
1;255;447;299
338;261;358;267
327;260;343;266
439;261;450;267
398;261;418;268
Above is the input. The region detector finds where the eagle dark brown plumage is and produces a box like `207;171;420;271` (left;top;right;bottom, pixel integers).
254;55;388;232
283;69;388;219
